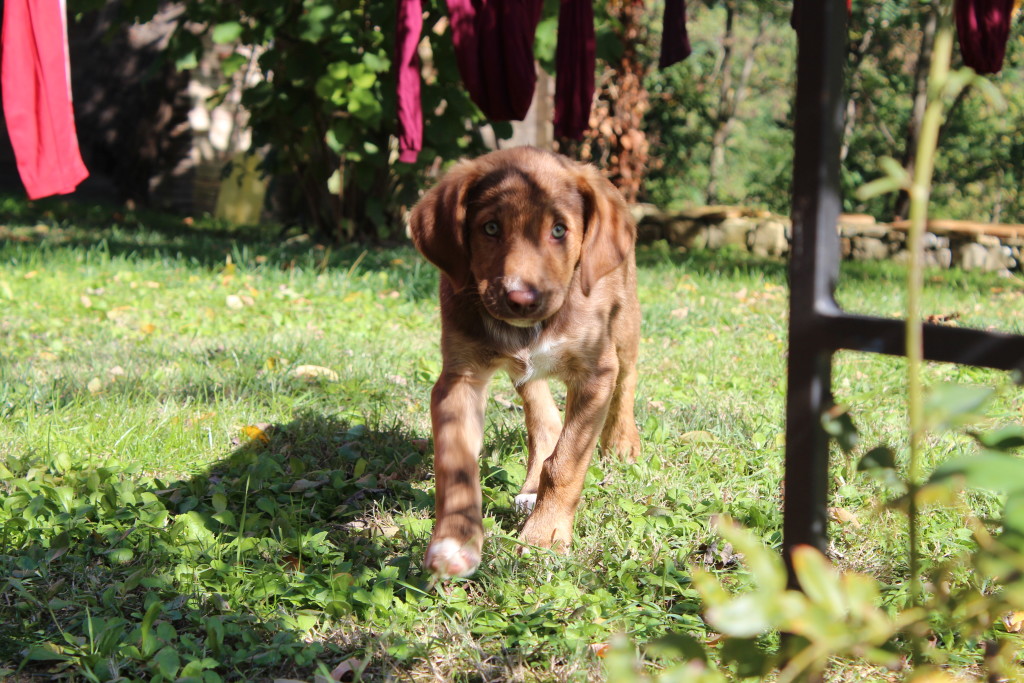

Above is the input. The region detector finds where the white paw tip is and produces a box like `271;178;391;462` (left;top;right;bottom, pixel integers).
425;538;479;578
514;493;537;512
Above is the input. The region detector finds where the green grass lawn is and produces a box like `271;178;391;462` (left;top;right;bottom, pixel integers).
1;198;1022;682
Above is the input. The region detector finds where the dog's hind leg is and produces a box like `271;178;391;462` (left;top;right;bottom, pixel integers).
599;358;641;462
515;378;562;512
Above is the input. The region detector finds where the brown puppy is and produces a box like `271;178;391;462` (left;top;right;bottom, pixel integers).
409;147;641;578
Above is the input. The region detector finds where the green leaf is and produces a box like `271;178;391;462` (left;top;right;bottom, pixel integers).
821;409;858;454
153;645;180;679
705;593;773;638
791;545;845;618
925;383;994;430
140;599;162;655
221;53;247;78
327;170;342;195
24;643;73;661
175;51;199;71
858;446;896;471
107;548;134;565
715;517;787;594
1002;492;1024;535
974;425;1024;452
362;52;389;72
645;632;708;662
929;451;1024;494
720;637;773;677
212;22;243;45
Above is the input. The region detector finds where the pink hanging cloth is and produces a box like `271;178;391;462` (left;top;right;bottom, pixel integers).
396;0;424;163
2;0;89;199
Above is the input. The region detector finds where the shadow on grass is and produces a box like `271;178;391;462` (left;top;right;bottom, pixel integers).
0;411;445;680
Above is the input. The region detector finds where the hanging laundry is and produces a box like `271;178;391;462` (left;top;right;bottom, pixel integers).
396;0;423;163
2;0;89;199
954;0;1015;74
396;0;696;158
445;0;544;122
659;0;692;69
553;0;596;140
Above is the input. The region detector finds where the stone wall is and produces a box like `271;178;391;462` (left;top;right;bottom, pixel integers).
632;205;1024;274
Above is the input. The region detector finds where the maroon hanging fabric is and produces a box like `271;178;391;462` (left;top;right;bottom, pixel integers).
553;0;596;140
954;0;1015;74
2;0;89;199
659;0;692;69
396;0;423;163
445;0;543;122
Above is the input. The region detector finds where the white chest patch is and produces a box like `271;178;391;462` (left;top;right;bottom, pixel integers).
514;338;564;385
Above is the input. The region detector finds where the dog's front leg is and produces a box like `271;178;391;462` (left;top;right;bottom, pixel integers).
514;378;562;512
518;353;617;552
424;370;490;578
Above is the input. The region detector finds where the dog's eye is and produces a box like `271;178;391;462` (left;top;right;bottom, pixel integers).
482;221;500;237
551;224;567;239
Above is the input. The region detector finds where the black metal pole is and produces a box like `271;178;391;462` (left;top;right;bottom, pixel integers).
783;0;848;582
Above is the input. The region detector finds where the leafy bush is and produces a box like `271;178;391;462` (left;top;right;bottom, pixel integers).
158;0;506;240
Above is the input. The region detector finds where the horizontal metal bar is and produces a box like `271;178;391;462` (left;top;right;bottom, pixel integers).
819;310;1024;372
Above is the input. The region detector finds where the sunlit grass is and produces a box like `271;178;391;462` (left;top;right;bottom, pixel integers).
0;199;1021;680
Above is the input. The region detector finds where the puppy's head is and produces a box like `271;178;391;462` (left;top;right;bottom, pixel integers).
409;147;634;326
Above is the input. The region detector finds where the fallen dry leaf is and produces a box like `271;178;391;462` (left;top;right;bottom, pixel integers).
330;657;360;681
589;642;611;658
225;294;245;310
292;365;339;382
1003;611;1024;633
140;322;156;334
241;423;273;444
829;507;861;528
680;431;715;443
87;378;103;394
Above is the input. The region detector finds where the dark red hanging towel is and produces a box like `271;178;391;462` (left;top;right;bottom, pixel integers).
445;0;545;121
955;0;1015;74
2;0;89;199
659;0;692;69
553;0;596;140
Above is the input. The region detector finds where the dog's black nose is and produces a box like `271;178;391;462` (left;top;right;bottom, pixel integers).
506;287;541;315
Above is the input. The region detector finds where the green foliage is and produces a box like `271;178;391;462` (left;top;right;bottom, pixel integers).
136;0;501;241
644;1;1024;223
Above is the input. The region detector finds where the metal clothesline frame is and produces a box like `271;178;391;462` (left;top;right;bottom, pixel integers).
783;1;1024;580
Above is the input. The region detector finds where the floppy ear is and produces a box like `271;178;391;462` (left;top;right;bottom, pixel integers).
576;165;636;296
408;160;479;291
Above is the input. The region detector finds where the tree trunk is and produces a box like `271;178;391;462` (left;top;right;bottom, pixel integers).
706;7;769;204
892;1;938;220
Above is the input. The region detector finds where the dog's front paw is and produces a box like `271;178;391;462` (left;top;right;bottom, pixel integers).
424;537;482;578
514;492;537;512
518;510;573;554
